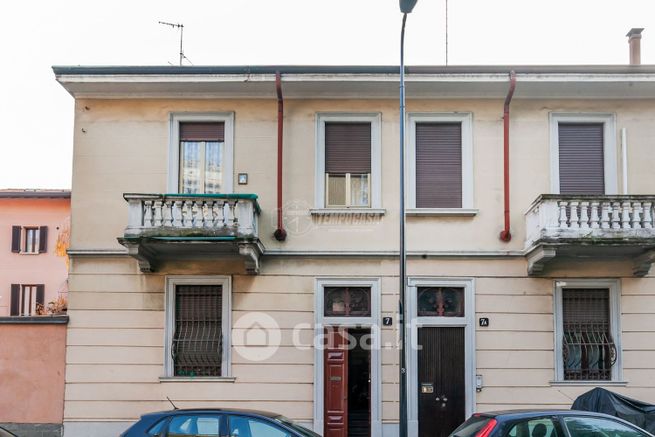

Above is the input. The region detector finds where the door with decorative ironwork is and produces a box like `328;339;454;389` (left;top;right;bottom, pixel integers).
418;327;465;437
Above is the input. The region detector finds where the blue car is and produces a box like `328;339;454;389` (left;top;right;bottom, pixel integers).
120;408;320;437
450;410;655;437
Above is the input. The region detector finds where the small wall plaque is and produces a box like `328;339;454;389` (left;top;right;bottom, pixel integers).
421;383;434;394
238;173;248;185
382;317;393;326
479;317;490;327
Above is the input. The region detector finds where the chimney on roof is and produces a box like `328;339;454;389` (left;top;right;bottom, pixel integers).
627;28;644;65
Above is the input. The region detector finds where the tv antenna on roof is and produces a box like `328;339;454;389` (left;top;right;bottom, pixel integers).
158;21;192;66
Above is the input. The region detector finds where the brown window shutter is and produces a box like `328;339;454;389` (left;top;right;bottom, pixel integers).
36;285;45;310
325;122;372;174
39;226;48;253
558;123;605;194
11;226;21;253
415;122;463;208
180;122;225;142
10;284;20;316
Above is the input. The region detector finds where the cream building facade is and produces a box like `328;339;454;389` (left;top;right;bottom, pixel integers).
54;65;655;437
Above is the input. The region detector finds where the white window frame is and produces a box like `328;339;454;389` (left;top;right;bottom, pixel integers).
553;279;622;383
406;278;476;437
549;113;618;194
164;276;232;378
168;113;235;194
407;113;475;213
315;113;382;209
20;284;38;316
21;226;40;254
313;278;382;437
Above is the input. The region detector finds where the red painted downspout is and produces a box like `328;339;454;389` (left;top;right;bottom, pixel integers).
273;72;287;241
499;71;516;242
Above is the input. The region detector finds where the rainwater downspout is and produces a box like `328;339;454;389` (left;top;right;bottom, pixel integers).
499;71;516;242
273;72;287;241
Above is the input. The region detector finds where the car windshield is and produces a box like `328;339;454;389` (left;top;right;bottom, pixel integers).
274;416;321;437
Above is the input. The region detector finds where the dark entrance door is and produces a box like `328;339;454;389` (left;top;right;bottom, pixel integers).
348;329;371;437
418;327;466;437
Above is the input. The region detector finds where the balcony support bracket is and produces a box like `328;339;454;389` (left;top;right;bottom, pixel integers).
119;238;157;273
238;242;262;275
633;250;655;277
527;246;557;276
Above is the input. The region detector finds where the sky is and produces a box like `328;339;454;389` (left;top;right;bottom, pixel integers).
0;0;654;189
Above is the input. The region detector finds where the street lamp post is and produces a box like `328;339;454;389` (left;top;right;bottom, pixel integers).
398;2;417;437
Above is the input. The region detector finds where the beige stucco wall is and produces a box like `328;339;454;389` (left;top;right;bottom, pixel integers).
70;98;655;253
64;96;655;432
0;198;70;316
0;322;67;423
64;255;655;426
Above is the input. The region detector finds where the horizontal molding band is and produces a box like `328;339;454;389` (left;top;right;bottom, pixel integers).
68;248;526;258
0;315;69;324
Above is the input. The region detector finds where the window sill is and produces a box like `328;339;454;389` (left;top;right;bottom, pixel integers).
18;251;41;255
406;208;478;217
549;380;628;387
310;208;386;217
159;376;236;383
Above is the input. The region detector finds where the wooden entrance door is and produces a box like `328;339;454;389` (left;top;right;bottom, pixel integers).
418;327;466;437
325;327;349;437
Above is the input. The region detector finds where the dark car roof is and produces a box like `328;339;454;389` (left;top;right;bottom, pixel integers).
141;408;281;419
475;409;622;421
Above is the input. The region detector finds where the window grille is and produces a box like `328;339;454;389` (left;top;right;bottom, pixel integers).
324;287;371;317
172;284;223;377
562;288;616;381
417;287;465;317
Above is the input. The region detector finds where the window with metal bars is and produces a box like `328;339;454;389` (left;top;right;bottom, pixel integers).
172;284;223;377
561;288;617;381
323;286;371;317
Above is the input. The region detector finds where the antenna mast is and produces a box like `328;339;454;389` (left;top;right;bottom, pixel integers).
445;0;449;65
158;21;189;66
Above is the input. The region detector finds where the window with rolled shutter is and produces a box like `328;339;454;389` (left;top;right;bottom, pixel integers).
415;122;463;208
324;122;372;207
558;123;605;194
179;122;225;194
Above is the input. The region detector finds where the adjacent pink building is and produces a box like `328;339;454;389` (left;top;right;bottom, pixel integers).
0;189;70;437
0;189;70;316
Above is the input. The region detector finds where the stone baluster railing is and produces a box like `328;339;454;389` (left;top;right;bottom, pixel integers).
525;195;655;247
556;198;654;230
123;193;259;238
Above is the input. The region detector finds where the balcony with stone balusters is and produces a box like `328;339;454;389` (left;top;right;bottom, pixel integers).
117;193;263;274
524;195;655;276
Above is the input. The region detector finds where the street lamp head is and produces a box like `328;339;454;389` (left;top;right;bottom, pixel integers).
399;0;418;13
